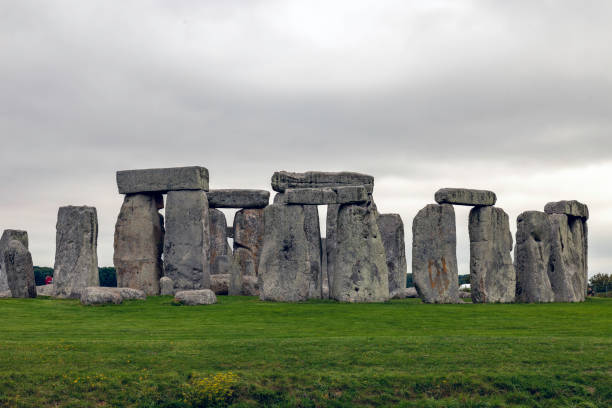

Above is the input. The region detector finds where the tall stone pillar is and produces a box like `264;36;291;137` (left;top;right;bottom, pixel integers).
2;239;36;298
163;190;211;290
0;230;29;292
412;204;459;303
114;193;164;295
230;208;265;295
209;209;231;275
53;206;99;298
377;214;407;299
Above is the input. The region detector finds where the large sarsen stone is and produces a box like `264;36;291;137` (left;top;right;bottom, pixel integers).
53;206;99;298
3;240;36;298
544;200;589;220
163;190;211;291
116;166;209;194
434;188;496;206
468;206;515;303
272;171;374;193
209;209;231;274
0;230;28;292
412;204;459;303
377;214;407;299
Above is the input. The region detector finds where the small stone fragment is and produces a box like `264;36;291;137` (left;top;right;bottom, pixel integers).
206;189;270;208
434;188;497;206
116;166;209;194
210;273;230;295
174;289;217;305
160;276;174;296
209;209;231;273
110;287;146;300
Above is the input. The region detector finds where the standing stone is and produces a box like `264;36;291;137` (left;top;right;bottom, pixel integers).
468;206;515;303
377;214;408;299
53;206;99;298
514;211;554;303
412;204;459;304
303;205;322;299
548;213;588;302
209;209;231;274
326;204;339;294
258;204;317;301
229;249;256;295
113;194;164;295
3;240;36;298
0;230;28;292
230;209;264;294
330;201;389;302
321;238;329;299
163;190;211;291
160;276;174;296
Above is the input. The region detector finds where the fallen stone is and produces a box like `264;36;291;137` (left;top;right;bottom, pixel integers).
3;240;36;298
514;211;554;303
330;202;389;302
159;276;174;295
404;287;419;298
469;206;516;303
37;284;54;296
284;186;368;205
459;291;471;299
80;287;122;305
544;200;589;220
209;209;231;273
116;166;209;194
110;287;146;300
377;213;408;299
210;273;230;295
206;189;270;209
258;204;318;301
53;206;99;298
163;190;211;290
434;188;497;206
0;229;28;292
174;289;217;305
114;194;164;295
412;204;460;303
548;213;588;302
272;171;374;193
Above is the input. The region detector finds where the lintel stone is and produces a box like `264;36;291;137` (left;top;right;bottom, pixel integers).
206;189;269;208
434;188;496;206
116;166;209;194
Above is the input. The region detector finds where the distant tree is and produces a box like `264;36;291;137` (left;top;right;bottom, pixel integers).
99;267;117;287
33;266;54;286
589;273;612;294
458;274;470;285
406;273;413;288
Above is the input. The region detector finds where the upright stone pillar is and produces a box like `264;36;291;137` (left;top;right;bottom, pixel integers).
113;194;164;295
514;211;554;303
3;240;36;298
468;206;515;303
0;230;28;292
164;190;211;291
377;214;407;299
209;209;231;274
303;205;322;299
412;204;459;303
258;204;317;301
54;206;99;298
330;201;389;302
230;208;264;295
325;204;339;295
545;201;588;302
321;238;329;299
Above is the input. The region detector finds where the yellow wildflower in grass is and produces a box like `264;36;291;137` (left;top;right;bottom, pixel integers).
182;372;238;407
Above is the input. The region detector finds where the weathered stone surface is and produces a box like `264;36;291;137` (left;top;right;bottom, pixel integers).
404;287;419;298
0;290;10;298
514;211;554;303
116;166;209;194
321;238;329;299
80;287;122;305
209;209;231;273
163;190;211;291
545;200;589;220
412;204;460;304
37;284;55;296
114;194;164;295
242;275;259;296
468;206;516;303
258;204;319;301
211;273;230;295
303;205;322;299
434;188;497;206
326;204;339;294
206;189;270;209
459;291;471;299
229;248;256;295
232;208;264;281
377;214;407;299
174;289;217;305
330;202;389;302
272;171;374;193
3;240;36;298
110;287;146;300
284;186;368;205
159;277;174;295
212;254;232;276
0;230;28;292
548;214;588;302
53;206;99;298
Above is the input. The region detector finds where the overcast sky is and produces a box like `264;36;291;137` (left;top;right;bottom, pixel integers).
1;1;611;276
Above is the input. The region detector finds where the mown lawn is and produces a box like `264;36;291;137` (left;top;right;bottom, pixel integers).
0;295;610;407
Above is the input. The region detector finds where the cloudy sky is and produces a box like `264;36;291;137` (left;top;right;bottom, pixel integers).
1;0;611;275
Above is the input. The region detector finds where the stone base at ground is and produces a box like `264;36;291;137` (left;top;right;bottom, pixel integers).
37;284;54;296
211;273;230;295
160;277;174;295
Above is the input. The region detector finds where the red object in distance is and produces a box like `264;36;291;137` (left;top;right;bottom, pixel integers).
45;276;53;285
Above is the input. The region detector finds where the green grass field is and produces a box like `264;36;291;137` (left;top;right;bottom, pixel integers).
0;296;610;407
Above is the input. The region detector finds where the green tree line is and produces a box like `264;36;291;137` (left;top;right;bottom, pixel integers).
34;266;117;287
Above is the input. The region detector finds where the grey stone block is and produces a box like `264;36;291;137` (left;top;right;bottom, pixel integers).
209;209;231;273
116;166;209;194
434;188;497;206
272;171;374;193
3;240;36;298
544;200;589;220
53;206;99;298
469;206;516;303
0;229;28;292
206;189;270;208
232;208;265;280
284;186;368;205
174;289;217;305
412;204;460;303
160;276;174;296
377;214;408;299
163;190;211;291
80;287;122;305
